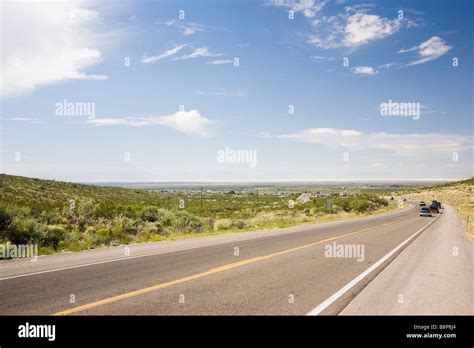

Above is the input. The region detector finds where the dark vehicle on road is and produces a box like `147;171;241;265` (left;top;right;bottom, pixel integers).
419;207;432;217
430;200;441;213
419;201;426;207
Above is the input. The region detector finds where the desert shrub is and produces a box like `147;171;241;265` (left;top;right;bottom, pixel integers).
40;225;66;249
349;199;371;213
140;206;160;222
57;240;65;250
173;211;202;233
40;208;62;225
95;228;112;244
201;217;215;231
0;206;13;235
5;217;42;244
339;200;351;212
214;218;233;231
155;209;174;227
234;220;245;229
65;228;83;244
61;200;97;231
109;215;140;243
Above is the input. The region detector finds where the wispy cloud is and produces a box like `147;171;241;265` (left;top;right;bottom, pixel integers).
352;66;378;75
174;47;222;60
399;36;452;66
279;128;472;157
267;0;326;18
141;44;188;63
2;117;43;123
311;55;334;61
207;59;234;65
160;20;205;35
378;62;400;69
88;110;213;137
343;3;375;13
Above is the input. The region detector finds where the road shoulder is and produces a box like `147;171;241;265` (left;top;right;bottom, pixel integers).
341;205;474;315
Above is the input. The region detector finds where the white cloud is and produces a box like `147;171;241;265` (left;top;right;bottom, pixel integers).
89;109;213;137
308;12;401;49
207;59;234;65
344;13;401;46
141;44;188;63
279;128;472;157
2;0;108;97
399;36;452;66
352;66;378;75
268;0;326;18
174;47;222;60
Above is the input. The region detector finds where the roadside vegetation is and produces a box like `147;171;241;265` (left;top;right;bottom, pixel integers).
0;174;392;255
396;178;474;241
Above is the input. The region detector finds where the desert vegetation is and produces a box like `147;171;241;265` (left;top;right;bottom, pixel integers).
0;174;391;255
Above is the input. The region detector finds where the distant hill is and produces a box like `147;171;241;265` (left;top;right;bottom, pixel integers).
0;174;164;209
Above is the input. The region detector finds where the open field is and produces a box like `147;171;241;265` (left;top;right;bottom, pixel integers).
0;174;396;255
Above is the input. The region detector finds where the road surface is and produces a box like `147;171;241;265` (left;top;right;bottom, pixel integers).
0;203;471;315
341;204;473;314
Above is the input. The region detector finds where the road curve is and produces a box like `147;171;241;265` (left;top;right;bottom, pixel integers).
0;204;448;315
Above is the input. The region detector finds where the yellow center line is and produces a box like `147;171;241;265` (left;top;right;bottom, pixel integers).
54;215;416;315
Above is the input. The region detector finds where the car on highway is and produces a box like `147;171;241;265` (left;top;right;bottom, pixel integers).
419;201;426;207
419;207;432;217
430;200;440;213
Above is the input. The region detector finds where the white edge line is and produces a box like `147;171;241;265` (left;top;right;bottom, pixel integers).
0;206;415;282
306;214;440;315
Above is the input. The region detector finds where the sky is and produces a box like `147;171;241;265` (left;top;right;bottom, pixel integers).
0;0;473;181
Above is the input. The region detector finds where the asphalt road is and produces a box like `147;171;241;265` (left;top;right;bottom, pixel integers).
341;204;473;314
0;203;466;315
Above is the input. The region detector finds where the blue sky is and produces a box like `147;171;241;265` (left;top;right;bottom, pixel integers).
1;0;472;181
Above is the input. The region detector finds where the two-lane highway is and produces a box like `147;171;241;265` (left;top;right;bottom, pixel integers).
0;204;442;315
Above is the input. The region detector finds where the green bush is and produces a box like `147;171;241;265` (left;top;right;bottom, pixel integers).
214;218;233;230
95;228;112;244
350;199;371;213
41;225;66;249
140;206;160;222
173;211;202;233
0;206;13;233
